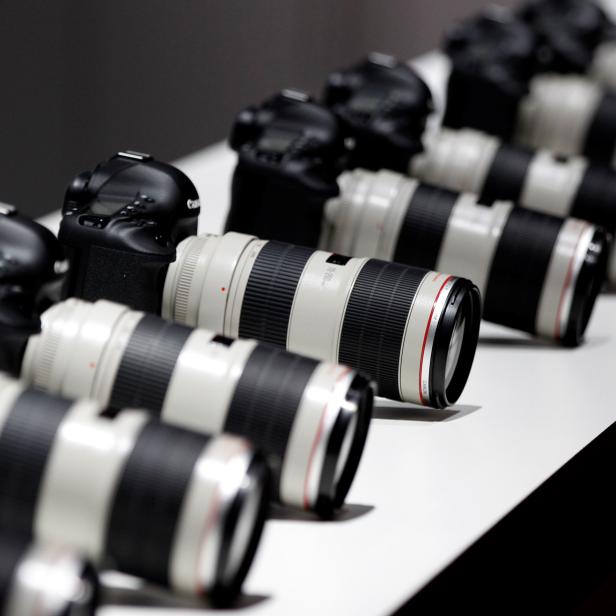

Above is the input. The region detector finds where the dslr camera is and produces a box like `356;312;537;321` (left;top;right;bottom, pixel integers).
322;54;616;276
60;148;480;409
60;150;200;313
443;6;616;167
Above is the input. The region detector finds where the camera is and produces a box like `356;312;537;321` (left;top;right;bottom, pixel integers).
519;0;616;91
60;155;480;409
21;297;373;514
0;373;268;603
0;204;64;374
228;89;345;249
331;170;606;346
323;53;616;291
324;55;616;234
3;210;374;514
60;151;201;314
324;52;433;173
443;8;616;168
0;535;99;616
227;91;608;345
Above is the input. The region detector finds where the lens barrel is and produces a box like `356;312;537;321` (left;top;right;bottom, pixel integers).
411;127;616;233
330;169;608;345
21;298;372;515
0;536;98;616
163;233;480;409
0;374;268;603
514;74;616;168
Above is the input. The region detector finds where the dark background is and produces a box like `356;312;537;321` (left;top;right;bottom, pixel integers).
0;0;516;217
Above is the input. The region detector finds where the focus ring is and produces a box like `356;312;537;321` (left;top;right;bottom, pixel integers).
483;208;562;335
570;165;616;229
393;184;457;270
0;391;72;536
108;315;192;414
173;237;204;324
225;344;317;496
239;241;314;348
105;421;208;588
582;92;616;164
339;260;424;400
480;143;533;205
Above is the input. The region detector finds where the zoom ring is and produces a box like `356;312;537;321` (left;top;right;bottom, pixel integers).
0;391;71;536
393;184;457;270
480;143;533;205
105;421;209;588
484;208;563;335
339;260;424;400
239;241;314;348
225;345;317;496
571;164;616;228
109;315;193;414
583;91;616;163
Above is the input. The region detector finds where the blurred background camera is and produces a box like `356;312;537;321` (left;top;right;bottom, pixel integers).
443;5;616;167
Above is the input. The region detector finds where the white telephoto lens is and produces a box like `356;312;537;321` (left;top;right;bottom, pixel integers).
515;74;616;169
411;127;588;220
163;232;481;409
20;298;372;514
411;128;501;198
0;373;268;603
0;538;98;616
332;169;607;346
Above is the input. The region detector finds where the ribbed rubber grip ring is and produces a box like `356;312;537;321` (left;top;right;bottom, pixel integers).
0;390;72;536
108;315;192;414
339;260;425;400
173;237;204;324
238;241;314;348
393;184;457;270
225;344;317;497
105;421;209;588
480;143;533;205
582;92;616;164
570;164;616;229
483;208;563;335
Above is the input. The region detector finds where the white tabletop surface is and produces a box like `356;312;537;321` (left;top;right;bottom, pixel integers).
35;53;616;616
67;139;612;616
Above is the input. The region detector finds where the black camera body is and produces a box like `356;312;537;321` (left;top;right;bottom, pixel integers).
59;151;200;313
444;2;612;141
519;0;612;74
444;9;539;141
324;54;432;172
323;54;432;172
0;206;62;373
227;90;344;247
